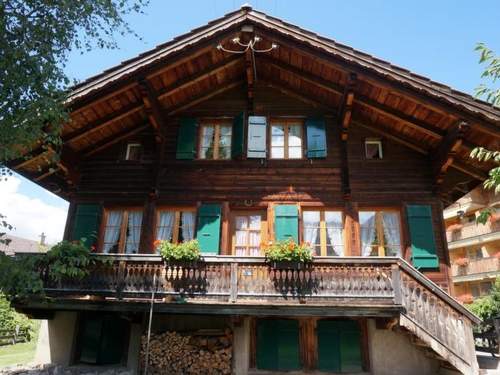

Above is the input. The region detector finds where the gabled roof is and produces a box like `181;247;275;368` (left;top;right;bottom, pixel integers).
9;5;500;203
68;5;500;123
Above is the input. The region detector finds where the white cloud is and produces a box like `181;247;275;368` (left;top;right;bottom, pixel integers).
0;177;68;245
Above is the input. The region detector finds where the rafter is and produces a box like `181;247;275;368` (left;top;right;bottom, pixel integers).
83;123;150;157
338;73;357;140
261;80;331;110
156;55;242;100
64;102;145;144
432;121;470;186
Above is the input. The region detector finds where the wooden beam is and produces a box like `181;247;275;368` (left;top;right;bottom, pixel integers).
256;28;500;138
259;56;450;141
245;49;255;113
83;123;150;157
156;55;242;100
138;79;167;143
167;80;245;115
338;73;357;140
432;121;470;186
64;102;145;144
450;160;487;181
34;167;60;182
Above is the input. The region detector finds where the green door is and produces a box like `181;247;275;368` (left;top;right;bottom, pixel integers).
256;319;300;371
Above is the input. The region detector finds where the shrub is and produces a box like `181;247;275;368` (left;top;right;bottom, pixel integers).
0;294;36;336
467;277;500;321
157;240;201;262
264;239;313;263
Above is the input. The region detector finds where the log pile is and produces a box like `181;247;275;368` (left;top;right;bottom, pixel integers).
140;329;232;374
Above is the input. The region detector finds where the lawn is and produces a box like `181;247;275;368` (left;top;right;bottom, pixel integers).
0;323;39;368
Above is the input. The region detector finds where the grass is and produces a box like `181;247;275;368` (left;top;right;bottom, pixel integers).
0;322;40;368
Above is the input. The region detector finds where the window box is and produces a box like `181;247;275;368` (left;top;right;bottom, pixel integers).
269;260;313;270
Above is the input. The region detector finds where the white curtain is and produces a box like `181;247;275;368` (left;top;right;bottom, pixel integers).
382;212;401;256
157;211;175;242
103;211;123;253
181;212;196;241
235;216;248;256
303;211;320;255
325;212;343;256
360;212;376;257
125;211;143;254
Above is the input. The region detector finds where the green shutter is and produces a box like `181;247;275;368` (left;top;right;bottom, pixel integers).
257;319;300;371
317;320;362;373
71;204;102;248
176;117;197;160
275;205;298;242
407;205;439;269
232;112;245;159
196;204;221;254
306;117;327;158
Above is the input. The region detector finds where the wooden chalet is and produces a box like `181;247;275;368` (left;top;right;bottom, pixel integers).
9;5;500;374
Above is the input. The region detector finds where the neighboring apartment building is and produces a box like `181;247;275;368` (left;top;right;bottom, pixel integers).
7;5;500;375
445;187;500;302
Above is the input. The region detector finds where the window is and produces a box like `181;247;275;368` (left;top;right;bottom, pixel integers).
156;209;196;244
102;209;143;254
360;211;401;257
471;281;493;298
467;248;483;260
256;319;300;371
199;122;232;160
365;139;383;159
270;120;303;159
76;313;130;365
232;212;266;256
125;143;142;161
303;210;344;256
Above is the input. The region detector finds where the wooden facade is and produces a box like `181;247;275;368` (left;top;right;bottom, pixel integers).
9;5;500;374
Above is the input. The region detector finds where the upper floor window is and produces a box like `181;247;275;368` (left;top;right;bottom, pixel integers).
303;210;344;256
270;120;303;159
156;209;196;243
365;139;383;159
232;212;266;256
359;210;401;257
199;122;232;160
102;209;143;254
125;143;142;161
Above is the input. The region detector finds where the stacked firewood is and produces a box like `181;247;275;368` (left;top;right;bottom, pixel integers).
140;329;232;374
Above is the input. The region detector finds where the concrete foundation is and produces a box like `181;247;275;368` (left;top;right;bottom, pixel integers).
34;312;77;366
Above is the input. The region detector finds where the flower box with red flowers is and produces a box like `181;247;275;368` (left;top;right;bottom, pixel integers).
264;239;314;269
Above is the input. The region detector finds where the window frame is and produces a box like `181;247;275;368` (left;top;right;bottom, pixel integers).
358;208;403;257
364;139;383;160
197;120;233;160
269;118;304;160
155;206;197;243
230;210;268;256
125;142;142;161
301;208;345;257
98;207;143;254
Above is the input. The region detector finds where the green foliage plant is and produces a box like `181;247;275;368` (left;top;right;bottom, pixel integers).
157;240;201;262
264;239;314;263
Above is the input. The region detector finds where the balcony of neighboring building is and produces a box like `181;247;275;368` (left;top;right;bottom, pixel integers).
451;256;500;283
446;217;500;250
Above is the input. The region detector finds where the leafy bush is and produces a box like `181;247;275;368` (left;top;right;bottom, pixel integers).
44;240;96;281
0;294;36;336
467;277;500;321
264;239;313;263
0;253;44;301
157;240;201;262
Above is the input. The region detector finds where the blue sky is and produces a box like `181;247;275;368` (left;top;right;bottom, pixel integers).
5;0;500;243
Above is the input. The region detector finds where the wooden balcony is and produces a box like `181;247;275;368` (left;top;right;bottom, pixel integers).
447;221;500;249
452;257;500;281
22;255;479;374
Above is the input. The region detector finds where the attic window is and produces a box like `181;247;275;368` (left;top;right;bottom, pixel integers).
125;143;142;161
365;139;383;159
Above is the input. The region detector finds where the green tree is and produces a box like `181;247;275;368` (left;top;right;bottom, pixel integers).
470;44;500;223
0;0;148;164
468;277;500;321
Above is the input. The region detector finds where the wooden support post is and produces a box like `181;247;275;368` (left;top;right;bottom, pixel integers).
391;264;403;305
344;201;360;256
220;202;231;255
230;262;238;303
138;79;167;144
245;49;255;114
432;120;470;187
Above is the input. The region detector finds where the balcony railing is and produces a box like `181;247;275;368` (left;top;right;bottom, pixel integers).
446;220;500;243
452;257;500;278
35;254;479;373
